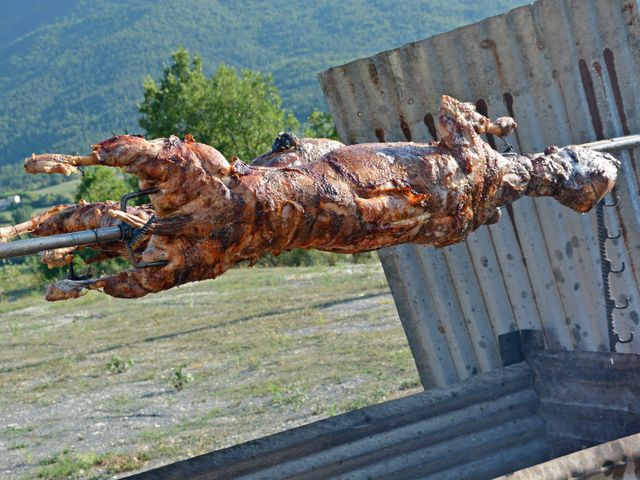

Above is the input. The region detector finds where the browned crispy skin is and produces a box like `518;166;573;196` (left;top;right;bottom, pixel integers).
250;136;345;167
30;201;152;237
11;96;619;300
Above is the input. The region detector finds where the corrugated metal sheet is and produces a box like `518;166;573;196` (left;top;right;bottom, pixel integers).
128;363;550;480
496;432;640;480
525;347;640;457
319;0;640;388
129;351;640;480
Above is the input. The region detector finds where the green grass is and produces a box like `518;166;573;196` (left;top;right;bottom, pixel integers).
34;450;102;480
105;356;134;374
28;448;151;479
0;178;79;225
30;179;80;198
0;261;46;302
0;263;421;479
4;425;35;437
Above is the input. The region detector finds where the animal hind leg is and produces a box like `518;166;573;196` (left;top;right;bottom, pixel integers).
0;201;153;241
45;254;179;301
25;135;178;183
0;204;69;241
436;95;517;147
0;201;154;267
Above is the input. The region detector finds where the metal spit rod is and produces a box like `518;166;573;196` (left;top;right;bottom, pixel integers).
0;226;123;260
581;134;640;152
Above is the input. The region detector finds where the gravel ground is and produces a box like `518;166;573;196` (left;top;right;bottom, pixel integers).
0;264;421;479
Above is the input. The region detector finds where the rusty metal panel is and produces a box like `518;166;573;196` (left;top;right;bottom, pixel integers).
127;364;550;480
319;0;640;388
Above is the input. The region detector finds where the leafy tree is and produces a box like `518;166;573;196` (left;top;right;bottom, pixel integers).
139;48;210;141
303;109;339;140
11;204;33;224
139;47;298;162
74;167;134;203
0;163;67;197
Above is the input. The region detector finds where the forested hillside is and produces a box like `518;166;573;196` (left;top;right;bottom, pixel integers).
0;0;527;172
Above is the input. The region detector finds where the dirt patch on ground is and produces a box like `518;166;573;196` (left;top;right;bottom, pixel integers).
0;264;421;479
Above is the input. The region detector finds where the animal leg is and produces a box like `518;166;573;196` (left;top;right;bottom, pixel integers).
0;201;154;267
0;204;69;241
26;135;231;185
436;96;516;147
45;270;151;301
26;135;179;182
45;250;179;301
0;201;152;240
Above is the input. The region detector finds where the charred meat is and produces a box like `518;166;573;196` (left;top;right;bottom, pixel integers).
1;96;619;300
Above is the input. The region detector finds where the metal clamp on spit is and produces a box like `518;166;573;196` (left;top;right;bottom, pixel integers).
118;188;168;269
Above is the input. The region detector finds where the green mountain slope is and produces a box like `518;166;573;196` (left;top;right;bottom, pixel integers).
0;0;527;168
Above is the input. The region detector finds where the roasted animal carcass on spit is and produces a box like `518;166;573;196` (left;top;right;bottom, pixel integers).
0;96;619;301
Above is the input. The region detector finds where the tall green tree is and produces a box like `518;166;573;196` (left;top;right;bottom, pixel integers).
303;109;339;140
11;204;33;224
138;48;210;141
74;167;134;203
139;47;298;162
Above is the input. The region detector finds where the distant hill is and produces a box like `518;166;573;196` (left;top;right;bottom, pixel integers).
0;0;527;168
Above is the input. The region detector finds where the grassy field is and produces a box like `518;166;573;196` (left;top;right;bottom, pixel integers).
0;179;80;226
29;180;81;198
0;263;421;479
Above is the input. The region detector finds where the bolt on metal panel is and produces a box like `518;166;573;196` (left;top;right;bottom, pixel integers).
320;0;640;388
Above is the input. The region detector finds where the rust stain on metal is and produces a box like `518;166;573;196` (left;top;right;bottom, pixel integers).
592;61;608;98
579;59;605;140
480;38;507;88
368;62;380;86
603;47;640;186
593;61;603;77
505;203;528;269
475;98;497;150
399;115;413;141
502;92;524;153
503;92;515;117
604;48;631;136
623;2;636;25
551;70;578;142
424;113;438;141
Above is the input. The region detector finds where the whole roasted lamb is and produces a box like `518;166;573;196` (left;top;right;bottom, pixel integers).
0;96;619;300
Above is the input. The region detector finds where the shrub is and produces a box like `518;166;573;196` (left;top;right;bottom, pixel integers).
169;365;193;391
106;356;134;374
